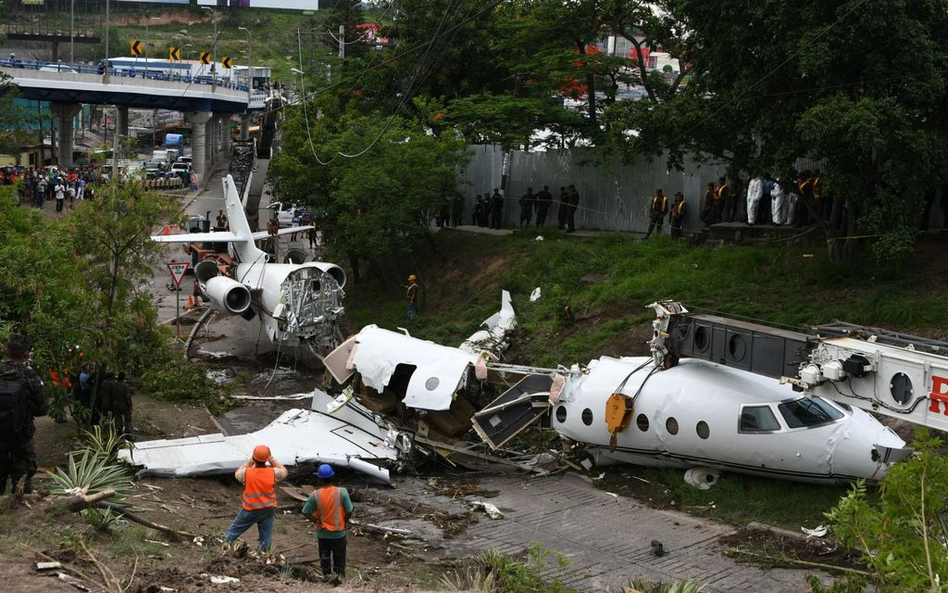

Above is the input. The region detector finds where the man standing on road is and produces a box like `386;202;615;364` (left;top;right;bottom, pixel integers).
53;178;65;213
644;188;668;238
224;444;287;551
302;464;354;584
0;334;47;495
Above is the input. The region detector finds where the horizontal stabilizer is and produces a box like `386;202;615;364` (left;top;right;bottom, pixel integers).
250;225;315;241
151;231;243;244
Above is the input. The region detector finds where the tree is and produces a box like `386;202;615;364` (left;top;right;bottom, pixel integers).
0;74;45;162
606;0;948;263
811;430;948;593
268;106;468;283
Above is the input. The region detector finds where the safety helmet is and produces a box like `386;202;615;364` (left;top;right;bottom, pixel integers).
252;444;271;463
317;464;335;479
408;274;417;282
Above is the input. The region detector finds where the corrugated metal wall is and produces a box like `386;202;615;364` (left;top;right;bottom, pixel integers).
460;145;729;233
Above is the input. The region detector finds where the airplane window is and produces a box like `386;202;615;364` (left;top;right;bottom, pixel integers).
665;417;679;435
555;406;567;423
739;406;781;432
778;398;844;429
696;421;709;439
582;408;594;426
636;414;649;432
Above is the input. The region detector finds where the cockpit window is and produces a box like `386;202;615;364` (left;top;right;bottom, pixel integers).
778;398;844;429
739;405;781;432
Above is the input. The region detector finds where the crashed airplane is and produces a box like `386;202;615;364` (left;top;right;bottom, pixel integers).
153;174;346;353
121;291;908;485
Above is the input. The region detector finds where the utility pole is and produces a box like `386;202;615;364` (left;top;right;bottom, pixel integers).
70;0;74;62
238;26;252;97
202;7;217;80
338;24;345;60
103;0;110;82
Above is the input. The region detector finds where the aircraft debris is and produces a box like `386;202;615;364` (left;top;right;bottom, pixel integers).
207;575;240;585
530;287;541;302
801;525;830;538
470;501;504;519
459;290;516;355
684;468;721;490
33;561;62;571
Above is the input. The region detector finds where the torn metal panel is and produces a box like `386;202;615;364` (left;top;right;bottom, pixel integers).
324;334;357;384
118;389;397;483
350;325;479;411
472;374;553;449
460;290;517;355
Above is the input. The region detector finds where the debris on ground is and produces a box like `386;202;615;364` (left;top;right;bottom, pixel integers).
684;468;720;490
470;501;503;520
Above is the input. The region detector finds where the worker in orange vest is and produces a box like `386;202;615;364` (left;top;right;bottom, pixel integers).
302;464;354;582
224;444;287;551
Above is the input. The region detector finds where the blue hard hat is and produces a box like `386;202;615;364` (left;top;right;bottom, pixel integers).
317;464;335;479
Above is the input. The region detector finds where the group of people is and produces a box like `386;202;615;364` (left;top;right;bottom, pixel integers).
224;446;353;583
468;185;581;232
644;189;688;239
701;171;825;228
19;166;101;212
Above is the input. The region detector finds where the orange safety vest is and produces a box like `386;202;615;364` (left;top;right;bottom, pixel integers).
713;184;727;200
812;176;823;200
241;467;277;511
672;200;685;215
311;486;346;531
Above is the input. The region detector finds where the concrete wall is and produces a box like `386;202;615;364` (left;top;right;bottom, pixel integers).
461;145;729;233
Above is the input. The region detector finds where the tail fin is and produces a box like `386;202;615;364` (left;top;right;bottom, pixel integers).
222;174;265;264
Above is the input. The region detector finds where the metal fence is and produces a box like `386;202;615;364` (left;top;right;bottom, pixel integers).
460;145;729;233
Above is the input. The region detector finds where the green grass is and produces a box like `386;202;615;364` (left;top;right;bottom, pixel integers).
345;230;948;367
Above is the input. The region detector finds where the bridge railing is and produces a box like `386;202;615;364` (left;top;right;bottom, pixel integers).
0;58;249;93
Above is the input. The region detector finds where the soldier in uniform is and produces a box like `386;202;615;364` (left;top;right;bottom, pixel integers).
519;187;535;228
99;372;133;436
535;186;553;228
490;189;504;229
0;334;48;494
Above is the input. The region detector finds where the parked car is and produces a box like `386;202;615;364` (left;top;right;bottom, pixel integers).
142;161;163;180
268;202;297;226
170;162;191;184
177;155;192;164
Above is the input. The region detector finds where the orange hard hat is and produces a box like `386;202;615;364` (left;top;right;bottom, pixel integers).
408;274;417;282
252;444;271;463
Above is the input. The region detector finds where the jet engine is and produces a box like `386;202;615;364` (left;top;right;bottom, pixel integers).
194;260;251;315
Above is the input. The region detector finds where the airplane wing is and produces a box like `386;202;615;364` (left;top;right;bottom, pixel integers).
117;390;399;483
151;232;243;243
250;225;315;241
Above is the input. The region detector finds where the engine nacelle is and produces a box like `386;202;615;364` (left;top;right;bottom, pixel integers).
202;275;252;315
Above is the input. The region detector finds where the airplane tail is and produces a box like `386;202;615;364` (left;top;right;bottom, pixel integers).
222;174;264;264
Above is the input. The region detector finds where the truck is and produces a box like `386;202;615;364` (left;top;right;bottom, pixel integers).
163;134;185;162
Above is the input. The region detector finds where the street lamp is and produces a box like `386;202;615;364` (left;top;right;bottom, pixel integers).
237;26;252;93
144;16;161;64
202;6;217;76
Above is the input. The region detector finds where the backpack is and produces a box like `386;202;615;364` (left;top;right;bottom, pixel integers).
0;368;30;444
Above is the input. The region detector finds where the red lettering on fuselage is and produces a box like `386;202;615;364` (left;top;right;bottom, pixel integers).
929;376;948;415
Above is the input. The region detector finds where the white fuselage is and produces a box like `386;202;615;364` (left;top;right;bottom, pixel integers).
553;357;906;484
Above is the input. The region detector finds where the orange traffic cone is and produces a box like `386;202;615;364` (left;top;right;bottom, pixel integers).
162;223;171;235
187;295;194;308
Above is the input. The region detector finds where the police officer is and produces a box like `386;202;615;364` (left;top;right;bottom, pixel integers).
519;187;535;228
644;188;668;238
302;464;354;582
490;189;504;229
0;334;47;494
225;444;287;551
669;192;686;238
99;372;133;436
535;186;553;228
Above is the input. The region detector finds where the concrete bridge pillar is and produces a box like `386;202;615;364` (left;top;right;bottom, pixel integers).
116;106;129;138
185;111;212;186
222;115;232;158
240;115;250;141
51;103;80;169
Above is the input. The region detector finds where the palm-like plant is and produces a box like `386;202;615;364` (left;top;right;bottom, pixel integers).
47;450;132;501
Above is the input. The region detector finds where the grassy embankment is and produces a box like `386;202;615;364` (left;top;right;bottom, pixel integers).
346;228;948;529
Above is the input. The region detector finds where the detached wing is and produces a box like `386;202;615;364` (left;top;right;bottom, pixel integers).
250;225;315;241
151;232;243;244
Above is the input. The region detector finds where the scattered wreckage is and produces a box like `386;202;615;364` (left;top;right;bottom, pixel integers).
122;294;912;487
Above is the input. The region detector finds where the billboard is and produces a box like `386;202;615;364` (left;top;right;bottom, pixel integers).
197;0;318;9
117;0;190;3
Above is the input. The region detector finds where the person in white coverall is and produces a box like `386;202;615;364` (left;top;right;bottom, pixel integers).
771;181;786;225
746;174;763;225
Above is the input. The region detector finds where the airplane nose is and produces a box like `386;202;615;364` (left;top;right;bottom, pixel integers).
832;410;907;482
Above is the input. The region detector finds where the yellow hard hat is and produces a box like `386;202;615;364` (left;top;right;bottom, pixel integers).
408;274;417;282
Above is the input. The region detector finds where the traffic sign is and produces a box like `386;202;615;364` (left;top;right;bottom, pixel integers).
221;56;232;69
169;46;181;61
167;261;190;288
130;39;143;57
200;52;211;65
